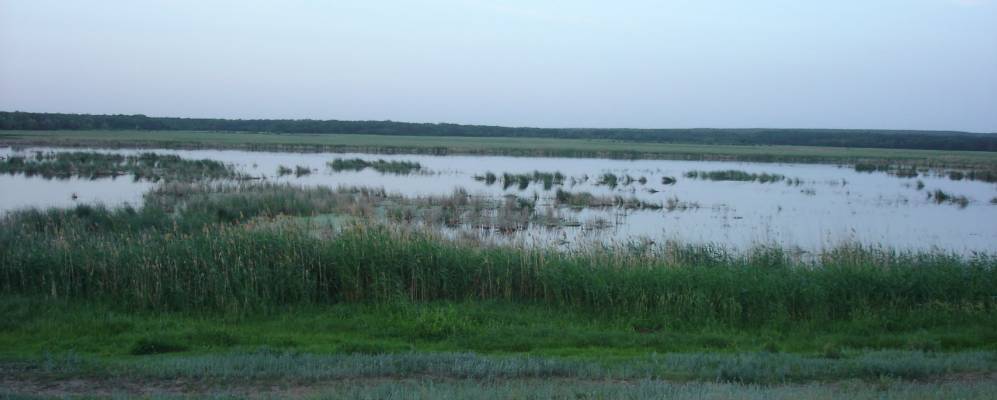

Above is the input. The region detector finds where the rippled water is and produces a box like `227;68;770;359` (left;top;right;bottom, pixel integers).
2;146;995;253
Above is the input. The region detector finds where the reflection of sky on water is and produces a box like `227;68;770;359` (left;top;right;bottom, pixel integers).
2;146;995;253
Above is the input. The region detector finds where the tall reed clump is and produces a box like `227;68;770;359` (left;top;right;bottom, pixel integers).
1;203;994;327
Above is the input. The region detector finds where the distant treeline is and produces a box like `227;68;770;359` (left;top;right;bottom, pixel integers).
2;111;995;151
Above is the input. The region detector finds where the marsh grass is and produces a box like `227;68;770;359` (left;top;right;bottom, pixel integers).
0;151;240;182
485;171;565;190
2;189;994;326
856;162;997;183
554;189;662;210
929;189;970;208
664;196;700;211
472;172;497;185
294;165;312;177
328;158;422;174
685;170;785;183
595;173;643;188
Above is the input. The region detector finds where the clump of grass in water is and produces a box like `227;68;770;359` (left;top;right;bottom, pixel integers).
665;196;700;211
328;158;423;174
929;189;969;208
594;173;643;188
472;172;497;185
597;173;618;188
276;165;293;176
554;189;662;210
0;151;241;182
684;170;785;183
294;165;312;177
491;171;565;191
661;176;677;185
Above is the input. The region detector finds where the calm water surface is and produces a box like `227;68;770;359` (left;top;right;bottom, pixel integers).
2;146;995;253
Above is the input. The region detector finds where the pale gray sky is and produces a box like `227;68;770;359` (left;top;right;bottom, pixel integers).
1;0;995;132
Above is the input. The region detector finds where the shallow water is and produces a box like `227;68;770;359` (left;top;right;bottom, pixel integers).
2;146;995;253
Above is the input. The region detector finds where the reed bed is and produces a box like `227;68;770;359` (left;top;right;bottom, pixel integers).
684;170;786;183
1;190;994;327
0;151;240;181
327;158;422;174
555;189;662;210
855;162;997;183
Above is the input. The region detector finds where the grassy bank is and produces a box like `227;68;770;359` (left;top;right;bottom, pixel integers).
3;130;997;169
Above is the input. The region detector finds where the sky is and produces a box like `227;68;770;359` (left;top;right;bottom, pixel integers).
1;0;995;132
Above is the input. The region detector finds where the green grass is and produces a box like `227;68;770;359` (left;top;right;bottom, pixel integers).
3;129;996;168
2;296;996;397
21;297;997;357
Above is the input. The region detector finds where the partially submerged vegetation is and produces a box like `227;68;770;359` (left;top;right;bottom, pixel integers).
475;171;565;190
595;172;647;188
554;189;661;210
685;169;786;183
854;163;919;178
929;189;970;208
328;158;422;174
0;151;240;181
855;162;997;183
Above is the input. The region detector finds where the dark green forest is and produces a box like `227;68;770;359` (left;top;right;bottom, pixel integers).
2;111;995;151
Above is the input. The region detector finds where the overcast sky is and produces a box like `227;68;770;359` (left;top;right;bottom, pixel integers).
1;1;995;132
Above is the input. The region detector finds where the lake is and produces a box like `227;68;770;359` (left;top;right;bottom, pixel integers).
2;146;995;254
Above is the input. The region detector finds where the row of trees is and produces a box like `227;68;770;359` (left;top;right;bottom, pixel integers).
1;111;994;151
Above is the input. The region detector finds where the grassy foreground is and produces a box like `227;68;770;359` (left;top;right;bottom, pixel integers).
2;179;996;397
3;129;997;168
